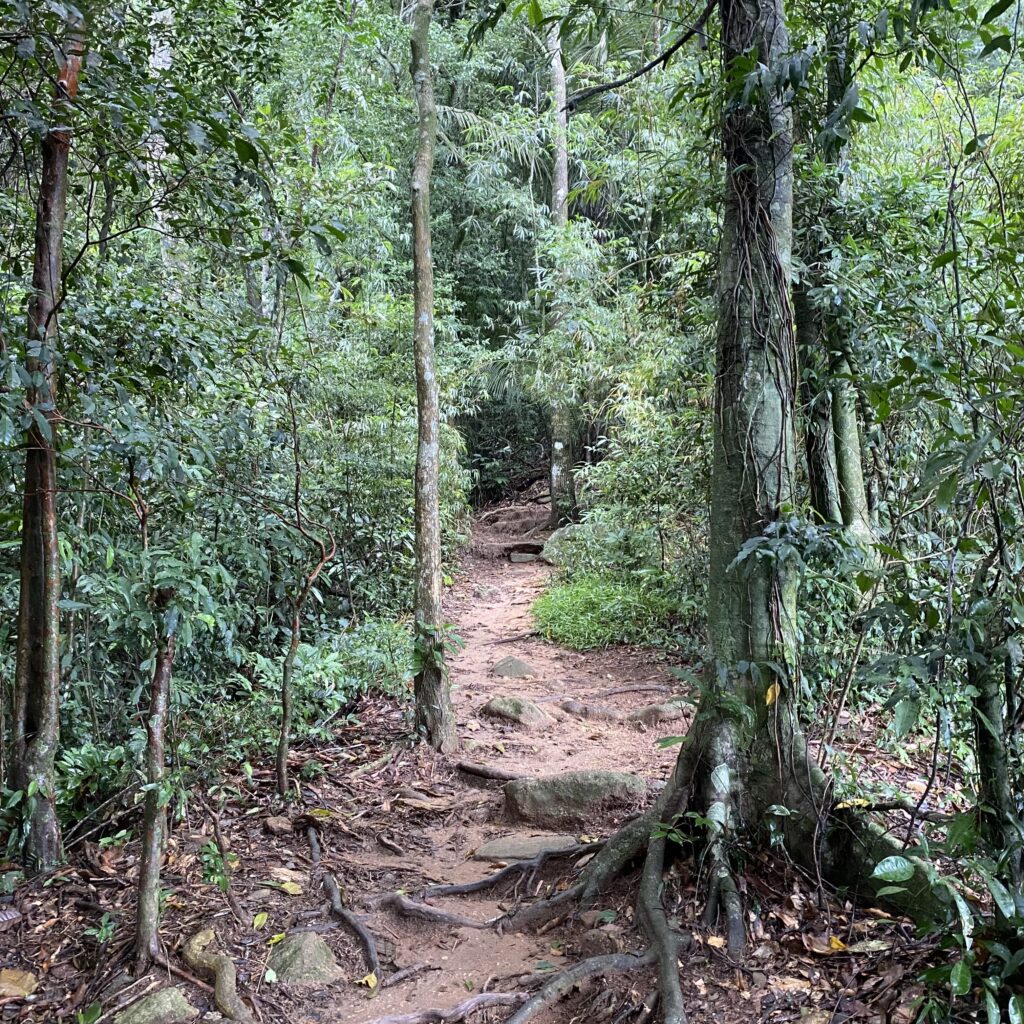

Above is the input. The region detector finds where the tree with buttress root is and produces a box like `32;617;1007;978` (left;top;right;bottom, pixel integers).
374;1;942;1021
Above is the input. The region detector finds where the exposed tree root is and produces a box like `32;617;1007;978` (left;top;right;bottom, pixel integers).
381;962;437;989
306;825;382;983
377;893;500;929
182;928;254;1023
504;950;656;1024
454;761;526;783
638;837;689;1024
367;992;526;1024
421;843;601;900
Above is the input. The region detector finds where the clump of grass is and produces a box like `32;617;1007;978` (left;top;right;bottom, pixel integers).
532;574;693;650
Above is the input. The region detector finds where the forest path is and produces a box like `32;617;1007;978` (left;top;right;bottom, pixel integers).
330;502;688;1024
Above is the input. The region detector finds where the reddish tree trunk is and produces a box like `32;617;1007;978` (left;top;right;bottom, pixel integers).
12;24;84;874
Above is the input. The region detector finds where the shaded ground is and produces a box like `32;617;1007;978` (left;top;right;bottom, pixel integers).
0;502;952;1024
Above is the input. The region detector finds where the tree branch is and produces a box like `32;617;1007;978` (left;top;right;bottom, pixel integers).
566;0;719;111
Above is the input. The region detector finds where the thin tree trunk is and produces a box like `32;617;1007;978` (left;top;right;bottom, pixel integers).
135;604;177;974
311;0;356;171
832;353;873;545
12;21;84;875
797;21;874;548
276;608;301;797
410;0;456;752
795;285;841;524
546;25;576;527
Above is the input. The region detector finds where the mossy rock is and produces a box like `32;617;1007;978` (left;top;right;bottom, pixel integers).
114;988;197;1024
267;932;344;988
480;695;552;728
504;770;647;827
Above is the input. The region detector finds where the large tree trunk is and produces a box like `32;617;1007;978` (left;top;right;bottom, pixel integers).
135;606;177;974
410;0;456;753
546;26;576;527
12;22;84;875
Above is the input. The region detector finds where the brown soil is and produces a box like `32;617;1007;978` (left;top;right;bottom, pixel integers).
1;502;945;1024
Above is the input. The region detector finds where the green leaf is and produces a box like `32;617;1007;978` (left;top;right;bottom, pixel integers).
980;33;1011;55
1010;994;1024;1024
950;959;971;996
234;137;260;165
981;0;1014;23
986;990;1001;1024
979;868;1015;919
871;856;915;882
875;885;907;897
932;250;957;269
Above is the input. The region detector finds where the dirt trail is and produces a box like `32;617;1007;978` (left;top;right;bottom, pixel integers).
332;504;689;1024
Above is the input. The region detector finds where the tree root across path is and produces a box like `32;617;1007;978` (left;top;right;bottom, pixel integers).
369;992;527;1024
182;929;255;1023
306;825;382;984
359;698;940;1024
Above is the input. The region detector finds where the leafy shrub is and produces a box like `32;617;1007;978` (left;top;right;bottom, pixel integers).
532;573;697;650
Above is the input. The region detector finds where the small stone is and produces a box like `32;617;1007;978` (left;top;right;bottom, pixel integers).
577;928;621;957
264;816;293;837
504;770;648;827
473;834;578;862
509;551;537;563
114;987;197;1024
491;655;537;679
0;969;37;999
578;910;603;928
751;971;768;989
267;932;344;987
480;696;551;729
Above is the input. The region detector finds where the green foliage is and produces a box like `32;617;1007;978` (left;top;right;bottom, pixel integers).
533;573;696;650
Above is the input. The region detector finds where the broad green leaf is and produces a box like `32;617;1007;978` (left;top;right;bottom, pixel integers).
949;959;971;996
871;856;914;883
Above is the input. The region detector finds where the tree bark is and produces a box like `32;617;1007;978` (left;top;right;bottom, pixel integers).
410;0;456;753
546;25;576;527
797;22;874;548
12;20;84;875
135;606;177;974
795;284;841;524
710;0;798;722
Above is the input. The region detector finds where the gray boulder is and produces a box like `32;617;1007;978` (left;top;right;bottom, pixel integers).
267;932;344;987
491;655;537;678
114;988;197;1024
505;771;647;827
480;695;551;728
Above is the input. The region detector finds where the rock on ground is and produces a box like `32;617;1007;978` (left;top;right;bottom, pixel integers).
491;655;537;678
114;988;197;1024
628;702;687;727
473;834;579;862
480;695;551;728
504;770;647;827
267;932;345;987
